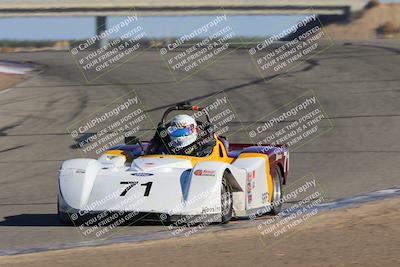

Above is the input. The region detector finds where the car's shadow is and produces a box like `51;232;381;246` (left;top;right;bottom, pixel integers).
0;214;167;227
0;214;63;226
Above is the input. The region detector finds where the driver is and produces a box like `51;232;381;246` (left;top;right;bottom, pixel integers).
147;114;215;157
167;114;199;155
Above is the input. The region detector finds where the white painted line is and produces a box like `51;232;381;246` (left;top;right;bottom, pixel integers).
0;88;12;95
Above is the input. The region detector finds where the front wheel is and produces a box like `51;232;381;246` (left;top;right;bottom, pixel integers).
221;175;233;224
58;200;73;225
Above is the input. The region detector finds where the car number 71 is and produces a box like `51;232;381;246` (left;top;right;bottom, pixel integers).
120;181;153;196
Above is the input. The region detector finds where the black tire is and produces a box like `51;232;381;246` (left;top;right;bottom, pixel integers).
221;175;233;224
57;200;73;225
269;167;283;215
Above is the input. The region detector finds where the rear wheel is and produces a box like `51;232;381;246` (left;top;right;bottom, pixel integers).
269;167;283;215
221;175;233;223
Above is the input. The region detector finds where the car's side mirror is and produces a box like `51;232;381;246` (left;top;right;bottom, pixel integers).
125;136;140;145
125;136;145;155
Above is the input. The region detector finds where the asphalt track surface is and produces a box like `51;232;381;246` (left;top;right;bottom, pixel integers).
0;40;399;251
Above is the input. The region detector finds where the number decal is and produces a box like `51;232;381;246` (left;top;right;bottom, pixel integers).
120;181;153;197
120;181;138;196
141;182;153;197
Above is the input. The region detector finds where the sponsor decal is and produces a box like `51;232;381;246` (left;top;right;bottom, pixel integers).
262;192;269;204
194;169;203;176
247;170;256;204
201;206;221;214
248;194;252;204
194;169;216;176
131;172;154;176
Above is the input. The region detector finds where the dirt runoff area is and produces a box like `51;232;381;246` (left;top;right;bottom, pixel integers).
0;73;26;91
1;197;400;267
326;3;400;40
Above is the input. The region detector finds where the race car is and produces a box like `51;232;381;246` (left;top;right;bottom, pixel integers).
58;103;289;225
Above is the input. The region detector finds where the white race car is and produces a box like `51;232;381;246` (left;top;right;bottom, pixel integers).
58;104;289;225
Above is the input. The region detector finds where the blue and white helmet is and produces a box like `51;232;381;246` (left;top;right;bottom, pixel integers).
167;114;198;149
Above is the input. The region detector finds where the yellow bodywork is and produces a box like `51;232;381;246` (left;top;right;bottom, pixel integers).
237;153;274;203
104;149;127;160
141;137;235;166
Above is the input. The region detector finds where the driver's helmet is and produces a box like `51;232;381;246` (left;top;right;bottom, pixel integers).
167;114;198;149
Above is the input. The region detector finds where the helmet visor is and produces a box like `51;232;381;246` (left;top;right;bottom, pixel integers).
167;125;195;137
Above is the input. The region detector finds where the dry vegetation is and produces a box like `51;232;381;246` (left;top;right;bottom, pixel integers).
325;3;400;40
